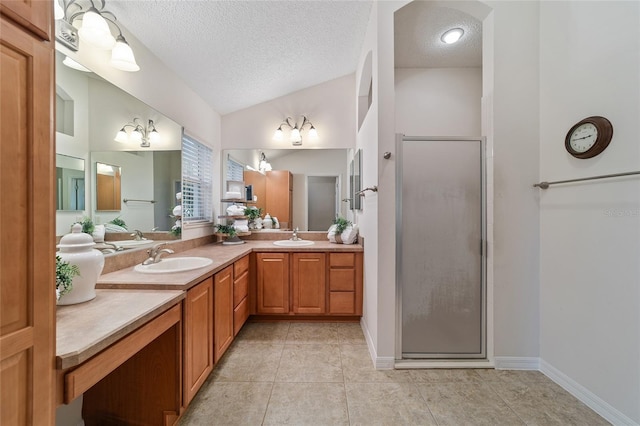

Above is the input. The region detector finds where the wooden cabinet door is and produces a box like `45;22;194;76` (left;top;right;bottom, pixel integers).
214;265;234;362
1;16;55;425
292;253;326;314
0;0;52;41
256;253;289;314
184;278;213;405
233;255;250;335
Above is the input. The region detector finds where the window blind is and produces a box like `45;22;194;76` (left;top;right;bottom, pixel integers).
226;155;245;182
182;134;213;224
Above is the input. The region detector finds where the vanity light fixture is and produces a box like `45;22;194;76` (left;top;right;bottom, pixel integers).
441;27;464;44
55;0;140;72
273;116;318;146
114;118;159;148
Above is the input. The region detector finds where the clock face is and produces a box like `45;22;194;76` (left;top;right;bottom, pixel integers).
569;123;598;153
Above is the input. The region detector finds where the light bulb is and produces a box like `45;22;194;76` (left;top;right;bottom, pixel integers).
110;35;140;72
290;127;301;143
308;126;318;140
131;128;142;143
114;128;128;143
78;9;115;50
273;127;283;141
149;129;160;144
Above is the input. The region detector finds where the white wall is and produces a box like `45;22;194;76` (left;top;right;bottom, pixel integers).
539;2;640;423
395;68;482;136
221;74;355;150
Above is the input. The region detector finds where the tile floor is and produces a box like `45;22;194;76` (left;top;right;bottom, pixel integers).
179;322;609;425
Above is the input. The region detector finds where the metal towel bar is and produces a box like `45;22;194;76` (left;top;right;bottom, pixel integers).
123;198;157;204
534;171;640;189
356;186;378;196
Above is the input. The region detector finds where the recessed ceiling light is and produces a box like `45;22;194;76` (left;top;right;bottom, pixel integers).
441;28;464;44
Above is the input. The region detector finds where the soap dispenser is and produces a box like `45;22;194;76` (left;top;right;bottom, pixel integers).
56;223;105;305
263;213;272;229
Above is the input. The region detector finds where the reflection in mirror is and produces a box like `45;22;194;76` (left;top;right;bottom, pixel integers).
56;154;85;211
96;162;121;211
55;49;183;239
351;149;362;210
223;149;350;231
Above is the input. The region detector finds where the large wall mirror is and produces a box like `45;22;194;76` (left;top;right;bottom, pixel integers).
223;149;351;232
351;149;362;211
55;49;184;238
56;154;85;211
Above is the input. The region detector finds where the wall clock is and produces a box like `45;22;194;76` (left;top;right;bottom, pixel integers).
565;116;613;159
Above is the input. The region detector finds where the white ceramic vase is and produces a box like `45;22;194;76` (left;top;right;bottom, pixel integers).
57;223;105;305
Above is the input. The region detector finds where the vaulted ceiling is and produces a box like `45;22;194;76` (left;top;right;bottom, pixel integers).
107;1;481;115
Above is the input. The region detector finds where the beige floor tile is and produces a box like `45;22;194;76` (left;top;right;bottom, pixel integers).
409;368;483;383
212;342;283;382
178;381;272;426
489;380;610;425
340;344;412;383
417;382;525;426
336;322;366;344
285;322;340;344
235;321;290;343
276;343;343;382
345;382;437;425
263;382;349;425
475;368;553;384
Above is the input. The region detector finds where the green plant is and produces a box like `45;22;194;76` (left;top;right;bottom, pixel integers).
56;255;80;299
170;225;182;237
244;206;262;221
333;217;352;234
215;224;237;238
76;216;94;235
109;216;127;230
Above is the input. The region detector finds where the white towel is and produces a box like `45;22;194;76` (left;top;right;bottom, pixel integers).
105;223;127;233
225;191;242;199
226;205;245;216
327;224;359;244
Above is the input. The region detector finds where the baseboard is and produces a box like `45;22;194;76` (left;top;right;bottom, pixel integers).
359;318;395;370
494;356;540;370
540;359;639;426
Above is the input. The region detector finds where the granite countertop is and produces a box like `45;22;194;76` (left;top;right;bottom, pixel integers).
96;240;363;290
56;289;184;370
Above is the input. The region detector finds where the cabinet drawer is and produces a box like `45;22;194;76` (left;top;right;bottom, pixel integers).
329;269;355;291
233;297;249;336
233;269;249;307
330;253;355;267
329;292;355;315
234;255;249;276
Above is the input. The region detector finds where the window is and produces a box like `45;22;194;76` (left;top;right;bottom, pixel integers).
226;155;245;182
182;134;213;224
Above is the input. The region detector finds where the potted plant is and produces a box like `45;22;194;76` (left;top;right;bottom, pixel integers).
244;206;262;229
77;216;95;235
55;255;80;301
108;216;127;230
328;216;358;244
215;223;245;245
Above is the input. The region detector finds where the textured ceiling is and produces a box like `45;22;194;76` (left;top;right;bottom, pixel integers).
108;0;373;115
395;1;482;68
105;1;481;115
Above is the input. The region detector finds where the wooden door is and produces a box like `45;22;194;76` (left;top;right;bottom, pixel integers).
256;253;289;314
243;170;266;213
266;170;292;227
292;253;326;314
1;14;55;425
214;266;234;362
184;278;213;405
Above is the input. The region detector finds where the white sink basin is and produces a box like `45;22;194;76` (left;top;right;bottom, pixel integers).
134;257;213;274
113;239;154;249
273;240;315;247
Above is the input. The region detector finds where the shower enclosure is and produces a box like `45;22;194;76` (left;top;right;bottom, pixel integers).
396;136;486;360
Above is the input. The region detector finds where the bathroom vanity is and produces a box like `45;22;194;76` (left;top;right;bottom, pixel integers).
55;236;363;424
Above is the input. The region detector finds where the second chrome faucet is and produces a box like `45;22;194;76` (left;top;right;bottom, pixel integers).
142;242;174;265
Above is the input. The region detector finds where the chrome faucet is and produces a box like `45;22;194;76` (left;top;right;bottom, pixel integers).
101;242;124;254
131;229;146;241
290;227;301;241
142;242;174;265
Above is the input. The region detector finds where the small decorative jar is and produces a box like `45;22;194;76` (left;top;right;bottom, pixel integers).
57;223;105;305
